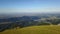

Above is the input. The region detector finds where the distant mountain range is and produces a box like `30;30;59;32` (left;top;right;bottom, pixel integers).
0;13;60;23
0;16;40;23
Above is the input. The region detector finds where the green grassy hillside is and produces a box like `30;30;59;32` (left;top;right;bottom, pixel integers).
0;25;60;34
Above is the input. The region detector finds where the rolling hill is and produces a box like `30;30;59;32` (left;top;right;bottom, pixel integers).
0;25;60;34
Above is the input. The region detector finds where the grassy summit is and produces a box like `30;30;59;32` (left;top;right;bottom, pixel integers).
0;25;60;34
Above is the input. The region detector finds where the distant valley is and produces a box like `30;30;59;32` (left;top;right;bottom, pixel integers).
0;13;60;32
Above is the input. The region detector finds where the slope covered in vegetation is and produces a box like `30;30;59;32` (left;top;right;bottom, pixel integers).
0;25;60;34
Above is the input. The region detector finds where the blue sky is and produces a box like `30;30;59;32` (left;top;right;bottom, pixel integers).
0;0;60;14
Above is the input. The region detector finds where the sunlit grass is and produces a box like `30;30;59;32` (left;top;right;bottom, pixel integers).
0;25;60;34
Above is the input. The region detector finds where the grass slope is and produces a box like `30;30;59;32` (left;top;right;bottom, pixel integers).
0;25;60;34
